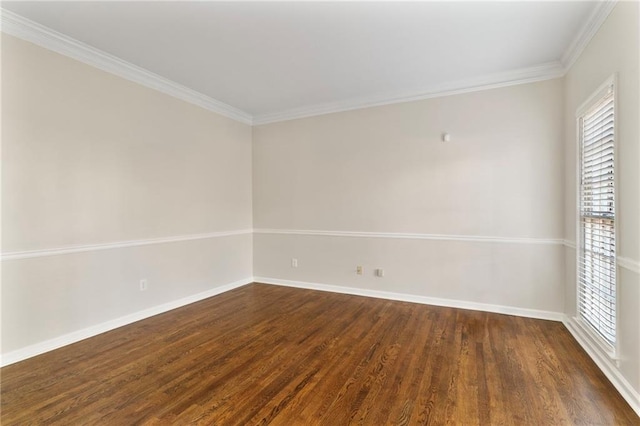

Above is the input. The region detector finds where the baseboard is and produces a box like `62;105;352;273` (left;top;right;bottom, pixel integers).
0;277;253;367
253;276;564;322
255;276;639;415
563;316;640;417
5;276;637;417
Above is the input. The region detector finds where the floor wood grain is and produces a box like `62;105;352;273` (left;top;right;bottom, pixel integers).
2;283;638;425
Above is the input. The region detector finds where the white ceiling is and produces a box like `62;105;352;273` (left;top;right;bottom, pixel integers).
2;1;601;124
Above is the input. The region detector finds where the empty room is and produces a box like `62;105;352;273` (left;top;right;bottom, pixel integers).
1;1;639;424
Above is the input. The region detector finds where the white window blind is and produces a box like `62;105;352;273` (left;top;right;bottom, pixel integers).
578;85;616;346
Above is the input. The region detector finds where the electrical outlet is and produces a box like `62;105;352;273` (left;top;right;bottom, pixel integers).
140;279;148;291
375;268;384;277
356;266;363;275
291;258;298;268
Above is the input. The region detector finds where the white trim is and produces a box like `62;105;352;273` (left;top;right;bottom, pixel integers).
254;228;563;245
561;0;618;71
563;240;577;249
0;9;253;125
254;277;564;322
252;62;565;125
575;74;620;358
574;316;618;360
0;277;253;367
1;229;570;261
1;2;617;127
563;316;640;417
1;229;253;261
618;257;640;274
575;74;616;118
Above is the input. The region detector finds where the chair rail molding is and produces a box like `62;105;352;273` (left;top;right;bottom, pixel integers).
254;228;564;245
1;229;253;261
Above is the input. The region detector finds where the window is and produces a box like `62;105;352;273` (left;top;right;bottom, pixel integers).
577;78;616;348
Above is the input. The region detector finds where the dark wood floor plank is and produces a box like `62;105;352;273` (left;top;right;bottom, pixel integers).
1;283;638;425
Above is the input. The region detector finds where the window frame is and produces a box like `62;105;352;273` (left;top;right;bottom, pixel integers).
574;74;619;360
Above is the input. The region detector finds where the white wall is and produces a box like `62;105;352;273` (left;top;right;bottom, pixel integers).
1;35;253;358
253;78;565;316
563;1;640;401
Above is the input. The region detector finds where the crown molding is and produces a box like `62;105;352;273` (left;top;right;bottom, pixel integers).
252;62;565;125
561;0;618;70
250;0;619;127
0;9;253;125
1;2;617;127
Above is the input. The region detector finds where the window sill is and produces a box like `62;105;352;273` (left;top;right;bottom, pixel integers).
572;316;619;365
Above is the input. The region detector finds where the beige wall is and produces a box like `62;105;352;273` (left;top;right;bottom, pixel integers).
253;79;565;314
1;6;637;409
1;35;253;355
254;80;564;237
563;2;640;396
2;36;252;252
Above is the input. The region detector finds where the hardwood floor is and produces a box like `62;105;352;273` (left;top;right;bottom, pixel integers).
1;283;638;425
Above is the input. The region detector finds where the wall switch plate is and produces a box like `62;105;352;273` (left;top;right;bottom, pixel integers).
140;279;148;291
356;266;363;275
375;269;384;277
291;258;298;268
